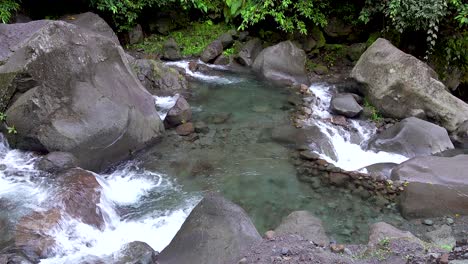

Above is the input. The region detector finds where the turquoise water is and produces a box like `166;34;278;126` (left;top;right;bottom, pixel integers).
140;69;407;243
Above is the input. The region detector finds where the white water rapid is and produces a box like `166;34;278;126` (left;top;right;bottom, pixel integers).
305;83;408;171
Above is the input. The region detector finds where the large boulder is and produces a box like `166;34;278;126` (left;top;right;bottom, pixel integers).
159;193;262;264
161;38;181;61
61;12;120;45
368;117;454;158
252;41;308;85
164;96;192;127
36;151;78;173
391;155;468;218
114;241;158;264
132;59;188;96
237;38;262;67
274;211;329;246
0;20;164;171
351;38;468;132
330;93;363;118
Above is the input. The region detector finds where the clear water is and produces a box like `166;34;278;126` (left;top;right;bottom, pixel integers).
0;62;417;263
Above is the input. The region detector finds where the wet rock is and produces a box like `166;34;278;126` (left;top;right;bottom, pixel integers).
330;93;363;118
188;61;199;72
194;121;209;134
213;54;230;65
15;208;62;260
200;40;223;63
132;59;188;95
271;126;307;146
55;168;104;229
159;193;262;264
299;151;320;161
114;241;158;264
62;12;120;45
369;117;454;158
446;218;454;225
176;122;194;136
237;38;263;67
391;155;468;218
362;162;397;179
253;41;309;85
274;211;329;246
330;115;348;127
423;219;434;226
329;172;349;187
351;38;468;133
313;65;329;75
426;225;456;249
162;38;181;61
164;96;192;127
1;19;164;172
36;152;78;173
0;253;33;264
128;24;143;44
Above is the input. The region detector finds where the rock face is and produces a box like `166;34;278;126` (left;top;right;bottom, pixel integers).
391;155;468;218
330;93;363;117
159;193;262;264
61;12;120;45
36;152;78;173
368;117;454;158
237;38;262;67
351;38;468;132
200;40;223;63
132;59;188;96
252;41;308;85
0;20;164;171
274;211;329;246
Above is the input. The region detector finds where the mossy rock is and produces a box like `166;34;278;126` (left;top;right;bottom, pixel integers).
310;26;326;49
366;32;381;47
312;64;329;75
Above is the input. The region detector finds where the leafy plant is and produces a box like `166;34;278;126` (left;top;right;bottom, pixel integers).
364;98;383;122
0;0;20;23
6;125;16;134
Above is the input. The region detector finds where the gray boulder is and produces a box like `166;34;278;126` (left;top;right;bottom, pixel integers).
200;40;223;63
217;32;234;49
368;222;423;248
274;211;329;246
252;41;308;84
237;38;262;67
368;117;454;158
391;155;468;218
114;241;158;264
61;12;120;45
330;93;363;117
351;38;468;132
132;59;188;96
128;24;144;44
363;162;398;179
162;38;181;61
0;20;164;171
159;193;261;264
164;96;192;127
36;152;78;173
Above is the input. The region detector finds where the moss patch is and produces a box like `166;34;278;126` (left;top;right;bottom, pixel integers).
130;20;232;57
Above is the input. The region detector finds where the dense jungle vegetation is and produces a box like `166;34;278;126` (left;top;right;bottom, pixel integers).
1;0;468;93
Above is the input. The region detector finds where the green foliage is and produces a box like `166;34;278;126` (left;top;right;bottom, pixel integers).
131;20;230;56
0;112;17;134
0;0;20;23
364;98;383;122
223;41;241;56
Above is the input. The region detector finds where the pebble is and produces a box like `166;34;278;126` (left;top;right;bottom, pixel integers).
343;248;353;256
423;219;434;226
281;247;290;255
330;244;345;253
237;257;247;264
439;253;449;264
446;218;454;225
264;230;275;240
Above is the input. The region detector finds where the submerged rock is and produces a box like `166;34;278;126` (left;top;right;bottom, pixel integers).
159;193;261;264
274;211;329;246
330;93;363;118
391;155;468;218
252;41;309;85
175;122;194;136
351;38;468;133
132;59;188;96
368;117;454;158
0;18;164;172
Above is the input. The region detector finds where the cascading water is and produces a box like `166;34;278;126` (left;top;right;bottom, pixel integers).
0;62;419;262
305;83;408;171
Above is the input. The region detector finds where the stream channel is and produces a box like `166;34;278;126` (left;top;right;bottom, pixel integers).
0;61;418;263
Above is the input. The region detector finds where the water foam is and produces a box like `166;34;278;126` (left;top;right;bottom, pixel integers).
165;60;241;84
154;94;179;120
306;83;408;171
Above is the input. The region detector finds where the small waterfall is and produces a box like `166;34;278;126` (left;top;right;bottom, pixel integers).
305;83;408;171
165;60;242;84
